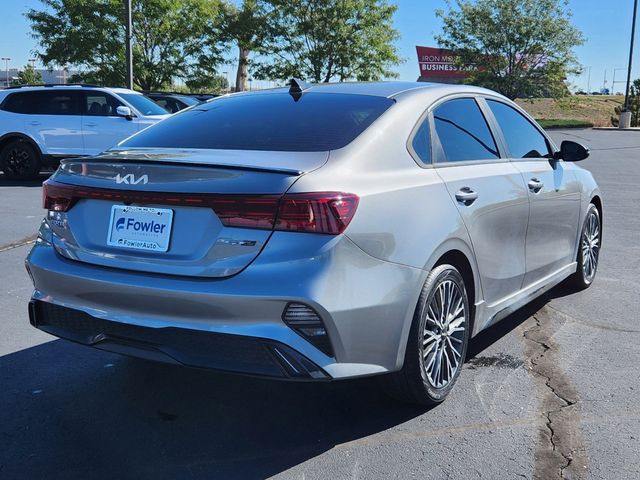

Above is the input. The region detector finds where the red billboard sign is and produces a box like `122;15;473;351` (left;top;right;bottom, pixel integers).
416;46;478;79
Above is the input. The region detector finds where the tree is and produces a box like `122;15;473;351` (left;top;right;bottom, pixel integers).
26;0;226;90
11;64;44;86
435;0;584;99
222;0;271;92
253;0;401;83
185;73;228;93
612;79;640;127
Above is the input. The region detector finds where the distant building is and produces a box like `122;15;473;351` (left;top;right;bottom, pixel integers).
1;68;77;88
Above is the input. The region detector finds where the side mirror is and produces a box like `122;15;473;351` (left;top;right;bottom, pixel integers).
116;106;133;120
554;140;589;162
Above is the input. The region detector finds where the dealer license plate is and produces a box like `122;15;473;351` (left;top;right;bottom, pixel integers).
107;205;173;252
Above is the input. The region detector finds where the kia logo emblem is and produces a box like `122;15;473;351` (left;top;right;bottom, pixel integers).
113;173;149;185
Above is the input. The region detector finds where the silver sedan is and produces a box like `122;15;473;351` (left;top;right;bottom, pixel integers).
26;81;601;405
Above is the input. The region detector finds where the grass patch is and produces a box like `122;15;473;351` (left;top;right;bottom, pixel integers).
516;96;623;127
536;118;594;129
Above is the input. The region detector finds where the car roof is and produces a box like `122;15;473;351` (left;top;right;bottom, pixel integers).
232;81;498;99
1;82;497;100
0;85;141;95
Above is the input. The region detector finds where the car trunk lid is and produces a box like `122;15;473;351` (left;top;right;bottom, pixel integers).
44;149;328;278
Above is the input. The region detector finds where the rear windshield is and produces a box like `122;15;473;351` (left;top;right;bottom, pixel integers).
120;92;394;152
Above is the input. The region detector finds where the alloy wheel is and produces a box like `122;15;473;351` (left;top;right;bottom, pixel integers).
581;210;600;281
422;279;466;389
5;147;32;177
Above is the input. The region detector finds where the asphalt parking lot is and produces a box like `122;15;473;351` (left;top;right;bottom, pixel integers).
0;128;638;480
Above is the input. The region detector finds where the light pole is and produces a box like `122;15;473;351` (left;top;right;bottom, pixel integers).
621;0;638;128
586;66;592;93
222;71;228;92
1;57;10;88
124;0;133;89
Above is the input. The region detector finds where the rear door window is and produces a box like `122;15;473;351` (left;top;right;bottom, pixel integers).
433;98;499;162
1;90;81;115
486;99;552;159
120;92;395;152
1;93;29;113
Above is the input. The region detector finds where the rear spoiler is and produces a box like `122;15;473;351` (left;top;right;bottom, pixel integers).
60;156;304;176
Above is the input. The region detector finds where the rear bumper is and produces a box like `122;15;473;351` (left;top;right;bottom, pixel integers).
29;300;328;380
25;232;425;379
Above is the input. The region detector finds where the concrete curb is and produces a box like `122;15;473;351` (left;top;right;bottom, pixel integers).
592;127;640;131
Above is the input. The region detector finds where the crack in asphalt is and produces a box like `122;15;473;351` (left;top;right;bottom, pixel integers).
0;235;37;254
521;306;587;480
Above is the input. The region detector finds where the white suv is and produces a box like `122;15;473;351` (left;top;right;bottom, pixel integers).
0;84;169;179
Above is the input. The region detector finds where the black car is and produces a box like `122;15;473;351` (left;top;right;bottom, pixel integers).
144;92;202;113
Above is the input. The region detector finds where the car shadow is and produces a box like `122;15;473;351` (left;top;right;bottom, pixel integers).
0;172;52;186
0;284;571;479
0;339;428;480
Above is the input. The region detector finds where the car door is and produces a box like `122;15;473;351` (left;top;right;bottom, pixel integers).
81;91;138;155
22;90;84;156
431;97;530;308
484;98;581;287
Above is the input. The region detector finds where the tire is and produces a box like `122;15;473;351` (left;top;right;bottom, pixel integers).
382;264;471;406
0;140;41;180
567;204;601;290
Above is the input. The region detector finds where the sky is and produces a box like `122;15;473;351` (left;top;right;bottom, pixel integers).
1;0;638;93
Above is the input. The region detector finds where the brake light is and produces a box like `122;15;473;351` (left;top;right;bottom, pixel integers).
43;181;76;212
209;197;279;229
275;193;359;234
42;180;358;235
42;180;281;224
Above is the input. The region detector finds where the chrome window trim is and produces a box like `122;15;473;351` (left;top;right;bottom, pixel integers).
406;91;560;169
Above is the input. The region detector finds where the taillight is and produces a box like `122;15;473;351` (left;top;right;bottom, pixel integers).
208;197;279;229
42;180;281;224
42;180;358;235
275;193;359;234
43;181;76;212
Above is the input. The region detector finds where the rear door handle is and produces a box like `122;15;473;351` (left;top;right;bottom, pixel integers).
29;121;41;126
85;122;98;127
455;187;478;205
528;178;544;193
